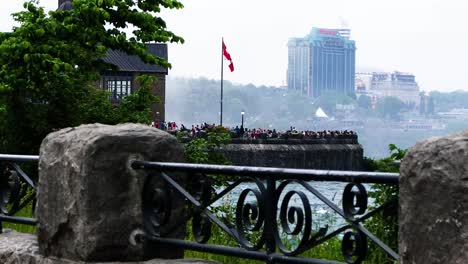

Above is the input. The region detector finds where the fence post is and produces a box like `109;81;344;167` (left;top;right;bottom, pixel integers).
400;130;468;264
36;123;186;262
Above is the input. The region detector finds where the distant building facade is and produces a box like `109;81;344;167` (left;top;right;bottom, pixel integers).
287;28;356;98
356;71;420;108
100;45;168;122
58;0;168;122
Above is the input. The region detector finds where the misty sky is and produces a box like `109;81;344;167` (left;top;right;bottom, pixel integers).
1;0;467;92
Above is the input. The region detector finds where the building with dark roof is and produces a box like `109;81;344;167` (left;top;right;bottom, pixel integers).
58;0;168;122
100;44;168;122
58;0;72;10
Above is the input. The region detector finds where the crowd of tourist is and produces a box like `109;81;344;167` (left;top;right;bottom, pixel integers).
151;121;356;140
233;127;356;140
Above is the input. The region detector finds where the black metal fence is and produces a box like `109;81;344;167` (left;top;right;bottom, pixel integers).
0;154;399;264
0;154;39;232
131;161;399;264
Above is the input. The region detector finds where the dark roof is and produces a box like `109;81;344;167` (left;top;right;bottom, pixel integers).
58;0;72;11
102;44;168;74
56;0;168;74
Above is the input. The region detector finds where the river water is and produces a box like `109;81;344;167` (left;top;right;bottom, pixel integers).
212;181;374;234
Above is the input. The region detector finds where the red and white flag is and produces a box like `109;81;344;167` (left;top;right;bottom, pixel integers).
222;40;234;72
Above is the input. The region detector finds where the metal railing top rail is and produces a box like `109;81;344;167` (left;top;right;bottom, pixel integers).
131;161;399;184
0;154;39;162
0;155;398;185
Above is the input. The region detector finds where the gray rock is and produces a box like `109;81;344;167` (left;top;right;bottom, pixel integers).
400;130;468;264
37;124;186;262
0;230;218;264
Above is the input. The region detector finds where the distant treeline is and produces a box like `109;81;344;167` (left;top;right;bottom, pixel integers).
166;77;351;129
166;77;468;128
428;90;468;111
166;77;468;158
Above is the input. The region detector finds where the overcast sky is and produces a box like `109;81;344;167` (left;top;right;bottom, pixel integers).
1;0;467;92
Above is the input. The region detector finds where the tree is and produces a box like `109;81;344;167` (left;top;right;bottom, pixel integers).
357;95;372;109
0;0;183;153
315;91;356;115
363;144;404;263
429;90;468;112
427;96;435;115
376;96;405;120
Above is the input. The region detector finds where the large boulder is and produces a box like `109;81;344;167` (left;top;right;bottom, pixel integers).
400;130;468;264
36;124;186;262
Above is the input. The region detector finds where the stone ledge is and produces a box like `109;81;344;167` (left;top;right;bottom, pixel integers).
0;230;218;264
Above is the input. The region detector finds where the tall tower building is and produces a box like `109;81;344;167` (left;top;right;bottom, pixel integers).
287;28;356;97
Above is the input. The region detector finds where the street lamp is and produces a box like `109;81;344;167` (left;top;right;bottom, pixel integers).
241;111;245;128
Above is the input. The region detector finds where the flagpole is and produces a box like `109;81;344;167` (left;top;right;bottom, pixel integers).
220;37;224;126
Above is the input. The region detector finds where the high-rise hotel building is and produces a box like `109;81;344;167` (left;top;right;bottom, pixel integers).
287;28;356;97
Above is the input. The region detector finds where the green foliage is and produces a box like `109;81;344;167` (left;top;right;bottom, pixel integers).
77;75;159;125
376;96;405;120
357;95;372;109
0;0;183;154
182;126;232;191
315;91;355;115
284;91;316;120
184;126;231;166
2;202;36;234
363;144;404;263
186;198;345;263
429;90;468;112
184;138;210;164
166;78;318;129
167;78;361;129
113;75;160;124
186;224;344;263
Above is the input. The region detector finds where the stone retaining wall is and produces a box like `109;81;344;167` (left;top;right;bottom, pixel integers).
221;143;363;170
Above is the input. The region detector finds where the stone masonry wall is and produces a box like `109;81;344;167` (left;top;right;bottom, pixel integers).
221;143;363;170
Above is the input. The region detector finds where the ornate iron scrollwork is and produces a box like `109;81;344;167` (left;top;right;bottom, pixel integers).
235;179;266;250
341;230;367;264
0;168;21;215
341;183;369;263
191;174;212;243
342;183;368;219
133;160;399;263
142;175;172;236
192;212;212;243
274;180;327;255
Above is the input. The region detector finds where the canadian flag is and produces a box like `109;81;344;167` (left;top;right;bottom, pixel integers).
222;40;234;72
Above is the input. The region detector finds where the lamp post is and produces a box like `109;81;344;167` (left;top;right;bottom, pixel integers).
240;111;245;138
241;111;245;128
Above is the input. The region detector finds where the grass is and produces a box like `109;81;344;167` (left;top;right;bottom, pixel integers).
184;201;397;264
185;222;397;264
184;203;347;264
2;202;36;233
185;222;346;263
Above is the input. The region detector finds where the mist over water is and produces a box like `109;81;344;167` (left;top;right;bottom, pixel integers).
166;77;468;158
